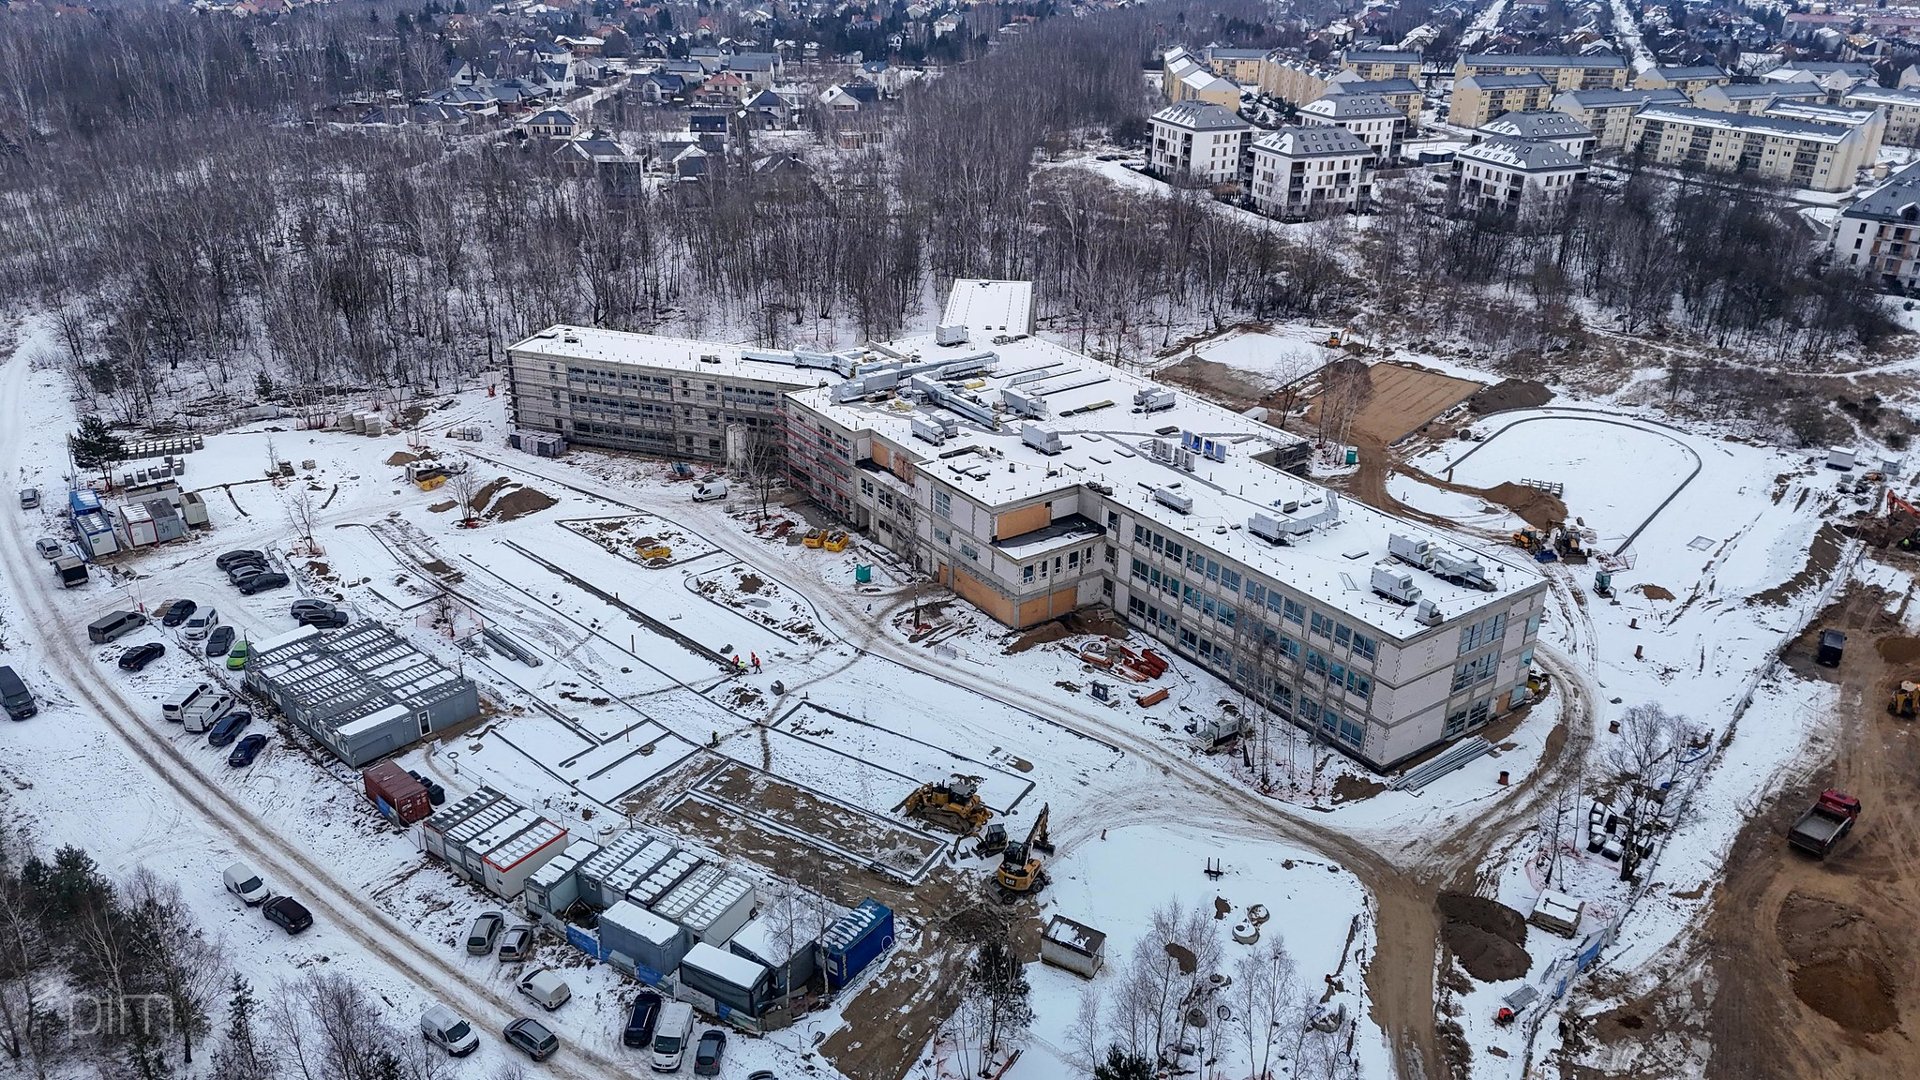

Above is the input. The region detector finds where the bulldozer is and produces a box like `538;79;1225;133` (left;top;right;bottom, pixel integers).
1891;681;1920;718
896;774;991;835
994;804;1055;902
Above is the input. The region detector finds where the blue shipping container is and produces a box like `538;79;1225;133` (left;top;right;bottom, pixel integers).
822;899;894;992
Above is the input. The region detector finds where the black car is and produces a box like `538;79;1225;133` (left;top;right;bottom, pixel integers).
216;550;268;572
205;626;236;657
504;1018;559;1062
694;1028;727;1076
117;642;166;671
622;991;662;1048
228;733;268;767
262;896;312;934
160;599;196;627
237;572;290;595
207;712;252;747
296;608;349;629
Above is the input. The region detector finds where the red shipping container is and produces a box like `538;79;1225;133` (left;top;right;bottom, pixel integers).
363;762;432;825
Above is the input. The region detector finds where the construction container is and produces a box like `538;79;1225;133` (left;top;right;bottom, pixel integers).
1827;446;1857;470
855;564;872;584
651;866;756;946
1040;915;1106;978
363;762;432;825
628;850;703;907
678;941;774;1019
598;899;692;983
729;900;838;998
822;899;894;992
418;787;569;899
576;833;676;911
526;843;598;929
1817;629;1846;667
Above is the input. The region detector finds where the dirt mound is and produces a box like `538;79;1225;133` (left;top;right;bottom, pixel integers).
385;450;420;466
1472;379;1553;415
1877;636;1920;665
1635;584;1676;601
1748;522;1843;607
426;500;456;513
492;487;557;521
1478;482;1568;531
1776;892;1899;1033
737;573;765;594
1438;892;1530;982
1157;355;1276;411
1006;620;1073;654
471;476;512;514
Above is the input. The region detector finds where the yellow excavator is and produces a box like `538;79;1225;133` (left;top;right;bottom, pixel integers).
994;804;1055;901
1891;680;1920;718
896;774;992;835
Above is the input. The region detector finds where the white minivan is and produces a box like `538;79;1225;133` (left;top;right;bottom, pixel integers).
184;607;220;640
516;968;571;1011
161;680;214;723
180;693;235;735
650;1001;694;1072
222;862;271;905
419;1003;480;1057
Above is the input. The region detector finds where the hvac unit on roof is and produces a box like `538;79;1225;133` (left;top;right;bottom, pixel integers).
1001;386;1050;420
1148;439;1173;462
1021;423;1066;455
1134;388;1177;413
935;324;968;346
911;416;949;446
1175;448;1197;472
1154;487;1194;514
1371;563;1421;606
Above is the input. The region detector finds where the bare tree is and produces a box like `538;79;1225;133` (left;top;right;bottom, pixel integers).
286;486;318;555
1235;938;1302;1080
1604;703;1689;882
124;868;222;1065
445;457;482;526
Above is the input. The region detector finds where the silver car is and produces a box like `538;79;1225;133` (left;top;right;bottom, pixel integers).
465;911;504;956
34;538;60;559
498;925;534;963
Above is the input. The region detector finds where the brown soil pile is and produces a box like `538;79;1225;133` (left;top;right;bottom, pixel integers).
1471;379;1553;414
426;500;456;513
1156;355;1275;411
1877;636;1920;665
1748;522;1844;607
1331;774;1386;803
385;450;420;466
1478;482;1569;531
737;573;765;594
1776;893;1898;1033
1006;620;1074;654
1635;584;1676;601
493;487;557;521
1065;607;1129;639
1438;892;1531;982
471;477;513;514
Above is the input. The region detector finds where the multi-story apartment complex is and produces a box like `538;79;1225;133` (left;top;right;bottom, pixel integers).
1259;55;1337;106
1246;128;1376;219
1474;110;1596;162
1449;73;1554;129
1163;46;1240;108
1300;94;1407;161
1323;76;1423;123
1552;88;1687;150
1691;81;1822;116
507;282;1550;771
1456;53;1630;92
1340;48;1424;83
1625;104;1872;192
1454;137;1588;215
1149;102;1254;185
1761;100;1885;161
1841;85;1920;146
1837;161;1920;289
1632;65;1729;96
1204;46;1271;86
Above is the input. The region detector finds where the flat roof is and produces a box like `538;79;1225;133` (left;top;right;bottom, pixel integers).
940;279;1034;336
1463;52;1627;69
507;325;838;386
1636;104;1854;143
793;334;1539;639
682;941;768;988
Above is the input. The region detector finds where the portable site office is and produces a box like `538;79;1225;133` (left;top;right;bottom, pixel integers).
417;787;569;899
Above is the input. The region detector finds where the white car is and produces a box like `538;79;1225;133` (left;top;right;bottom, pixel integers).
420;1003;480;1057
184;607;220;640
222;862;271;906
34;538;61;559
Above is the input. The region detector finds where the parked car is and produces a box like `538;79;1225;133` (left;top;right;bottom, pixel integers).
34;537;60;559
296;608;350;630
748;1072;778;1080
503;1017;559;1062
238;572;290;595
262;896;312;934
205;626;236;657
216;550;268;572
225;642;250;670
227;733;267;768
87;610;146;644
160;599;196;627
0;666;37;720
516;969;571;1010
222;862;271;906
184;607;220;640
498;925;534;963
19;488;39;509
694;1028;727;1076
622;990;663;1048
289;599;335;619
420;1004;480;1057
227;565;266;585
118;642;166;671
466;912;504;956
207;712;252;747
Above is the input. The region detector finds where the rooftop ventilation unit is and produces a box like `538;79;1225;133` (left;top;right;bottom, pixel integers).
911;416;948;446
1148;439;1173;462
1154;487;1194;514
1371;563;1421;605
1416;598;1444;626
1134;388;1177;413
1001;386;1050;420
935;324;968;347
1174;448;1197;472
1021;422;1066;455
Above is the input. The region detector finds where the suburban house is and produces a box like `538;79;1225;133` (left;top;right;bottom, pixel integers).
1632;65;1729;95
1340;48;1423;82
1246;127;1376;219
1837;160;1920;289
1449;72;1554;129
727;52;781;87
1453;137;1588;215
525;108;579;139
1148;102;1253;185
1551;88;1687;150
820;83;881;113
1300;94;1407;162
1624;105;1872;193
1474;110;1596;162
1455;53;1630;92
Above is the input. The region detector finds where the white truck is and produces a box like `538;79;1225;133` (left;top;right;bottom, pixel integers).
691;479;730;502
179;693;235;735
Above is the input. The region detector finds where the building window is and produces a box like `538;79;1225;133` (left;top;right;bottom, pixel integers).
933;490;952;517
1023;565;1035;583
1283;599;1305;625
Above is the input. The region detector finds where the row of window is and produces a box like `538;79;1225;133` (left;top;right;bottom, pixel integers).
1132;524;1184;563
1451;652;1499;692
1458;611;1508;655
1185;550;1243;592
1130;558;1182;599
569;394;673;418
1021;547;1097;584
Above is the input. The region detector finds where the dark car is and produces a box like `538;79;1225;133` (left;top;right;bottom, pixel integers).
503;1018;559;1062
117;642;166;671
262;896;312;934
216;550;268;572
160;599;196;627
207;712;252;747
622;991;662;1048
289;599;335;619
238;572;290;595
205;626;237;657
227;733;268;768
694;1028;727;1076
296;608;350;629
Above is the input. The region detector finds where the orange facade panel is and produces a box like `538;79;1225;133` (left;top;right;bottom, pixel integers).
994;502;1051;540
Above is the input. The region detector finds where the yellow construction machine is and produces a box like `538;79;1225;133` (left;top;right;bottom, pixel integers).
1891;681;1920;718
994;804;1055;902
896;774;992;835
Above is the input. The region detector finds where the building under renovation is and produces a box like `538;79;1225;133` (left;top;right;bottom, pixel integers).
244;622;479;767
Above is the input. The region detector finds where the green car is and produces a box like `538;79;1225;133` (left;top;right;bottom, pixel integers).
226;641;250;670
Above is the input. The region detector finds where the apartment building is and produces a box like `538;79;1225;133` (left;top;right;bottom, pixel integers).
1456;53;1630;92
1449;73;1554;129
1453;137;1588;215
1474;110;1596;162
1838;161;1920;289
1163;46;1240;108
1149;102;1254;185
1340;48;1423;83
1300;94;1407;161
1625;105;1872;193
1323;75;1423;123
1246;127;1376;219
1691;81;1822;116
1259;55;1337;106
1842;85;1920;146
1552;88;1687;150
1762;100;1885;161
1633;65;1729;96
1204;46;1270;86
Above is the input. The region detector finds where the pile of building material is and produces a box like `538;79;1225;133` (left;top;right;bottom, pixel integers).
336;412;390;436
509;429;568;457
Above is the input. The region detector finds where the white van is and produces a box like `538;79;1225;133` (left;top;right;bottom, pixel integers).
650;1001;694;1072
691;479;729;502
161;680;214;723
184;607;220;640
180;693;234;735
516;968;571;1011
419;1003;480;1057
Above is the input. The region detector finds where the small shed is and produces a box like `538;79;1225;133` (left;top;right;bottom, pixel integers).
729;893;842;998
362;762;432;825
1040;915;1106;978
599;899;692;983
525;843;598;929
1528;889;1584;938
652;864;756;945
822;898;895;992
1827;446;1857;470
679;941;775;1018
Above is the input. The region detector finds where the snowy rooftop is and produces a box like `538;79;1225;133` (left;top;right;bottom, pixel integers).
1304;93;1401;119
1478;110;1592;141
507;325;840;387
794;334;1539;638
940;279;1035;337
1151;101;1253;132
1636;104;1855;142
1460;72;1553;90
1554;87;1685;108
1462;52;1627;69
1043;914;1107;956
682;941;769;989
1252;126;1374;157
1459;135;1585;171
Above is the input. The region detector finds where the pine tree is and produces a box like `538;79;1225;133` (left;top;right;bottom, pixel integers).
69;415;126;475
210;975;273;1080
1092;1046;1154;1080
